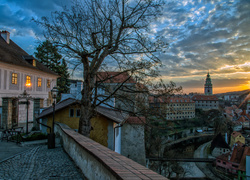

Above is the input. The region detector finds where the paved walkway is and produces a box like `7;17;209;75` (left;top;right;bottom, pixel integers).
194;141;221;180
0;140;85;180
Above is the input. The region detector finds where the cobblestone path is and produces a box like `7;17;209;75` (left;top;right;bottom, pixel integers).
0;145;85;180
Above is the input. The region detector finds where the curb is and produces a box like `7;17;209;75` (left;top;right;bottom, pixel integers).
21;139;47;146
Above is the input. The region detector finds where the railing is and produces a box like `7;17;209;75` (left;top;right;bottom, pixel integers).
55;122;168;180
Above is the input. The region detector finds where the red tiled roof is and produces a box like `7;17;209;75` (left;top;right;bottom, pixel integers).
125;117;146;125
149;96;194;103
235;141;244;147
239;147;250;171
217;152;230;161
37;98;128;123
192;95;218;101
237;116;247;123
230;145;245;164
97;72;136;83
231;131;242;138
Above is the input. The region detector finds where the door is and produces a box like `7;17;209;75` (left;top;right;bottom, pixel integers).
12;98;19;127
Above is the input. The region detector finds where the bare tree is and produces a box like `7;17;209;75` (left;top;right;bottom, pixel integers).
34;0;167;136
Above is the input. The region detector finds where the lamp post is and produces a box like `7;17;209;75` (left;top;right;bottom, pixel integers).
48;86;58;149
18;83;32;134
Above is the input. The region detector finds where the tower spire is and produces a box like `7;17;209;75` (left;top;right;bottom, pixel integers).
204;72;212;95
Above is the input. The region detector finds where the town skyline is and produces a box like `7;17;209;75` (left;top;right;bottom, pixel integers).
0;0;249;94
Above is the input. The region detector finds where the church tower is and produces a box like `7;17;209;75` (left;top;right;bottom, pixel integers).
204;72;213;95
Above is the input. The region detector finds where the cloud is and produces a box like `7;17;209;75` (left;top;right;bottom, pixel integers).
154;0;250;85
0;0;249;88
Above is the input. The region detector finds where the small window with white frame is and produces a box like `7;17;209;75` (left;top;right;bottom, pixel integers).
47;80;50;88
38;78;42;87
12;73;17;84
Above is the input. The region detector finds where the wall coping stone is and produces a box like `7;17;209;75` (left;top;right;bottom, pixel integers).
56;122;168;180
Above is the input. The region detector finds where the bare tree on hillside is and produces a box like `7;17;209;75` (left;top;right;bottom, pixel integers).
34;0;169;136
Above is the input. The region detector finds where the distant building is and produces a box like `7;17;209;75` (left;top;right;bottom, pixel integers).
192;95;219;110
191;73;219;110
216;143;250;177
149;96;195;120
0;30;58;131
204;72;213;95
96;71;148;113
247;99;250;115
61;79;83;101
230;131;245;147
211;133;231;157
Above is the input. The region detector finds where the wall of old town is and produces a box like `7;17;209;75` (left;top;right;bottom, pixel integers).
55;122;167;180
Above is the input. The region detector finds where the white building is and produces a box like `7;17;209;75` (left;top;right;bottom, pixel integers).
0;30;58;130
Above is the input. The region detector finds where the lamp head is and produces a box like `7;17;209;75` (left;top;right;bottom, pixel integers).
25;83;31;87
51;86;59;100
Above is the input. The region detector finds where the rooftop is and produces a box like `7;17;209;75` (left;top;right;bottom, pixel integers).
0;31;58;76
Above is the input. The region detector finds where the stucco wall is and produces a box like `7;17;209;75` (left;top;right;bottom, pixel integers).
212;147;230;157
54;123;167;180
230;135;245;146
90;114;109;147
121;123;146;166
55;123;117;180
46;107;112;148
0;62;57;107
46;104;80;132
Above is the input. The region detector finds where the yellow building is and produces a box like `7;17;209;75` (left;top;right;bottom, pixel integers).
230;131;245;146
37;98;127;149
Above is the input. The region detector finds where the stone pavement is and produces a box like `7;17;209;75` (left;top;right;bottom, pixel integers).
0;141;85;180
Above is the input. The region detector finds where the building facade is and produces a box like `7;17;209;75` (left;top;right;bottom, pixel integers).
37;98;146;165
0;30;58;130
192;95;219;110
149;96;195;120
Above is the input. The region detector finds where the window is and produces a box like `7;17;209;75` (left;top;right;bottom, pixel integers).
69;109;74;117
32;60;36;67
38;78;42;87
12;73;17;84
47;80;50;88
26;76;31;86
76;109;80;117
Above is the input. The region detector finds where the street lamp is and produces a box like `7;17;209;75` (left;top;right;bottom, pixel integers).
48;86;58;149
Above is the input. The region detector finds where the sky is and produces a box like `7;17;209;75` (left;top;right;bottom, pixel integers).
0;0;250;94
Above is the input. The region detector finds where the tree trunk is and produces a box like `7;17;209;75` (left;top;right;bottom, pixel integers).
78;58;96;136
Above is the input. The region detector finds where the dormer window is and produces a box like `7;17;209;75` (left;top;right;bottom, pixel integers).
32;60;36;67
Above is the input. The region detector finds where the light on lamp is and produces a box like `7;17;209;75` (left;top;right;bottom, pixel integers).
51;86;59;100
25;83;31;87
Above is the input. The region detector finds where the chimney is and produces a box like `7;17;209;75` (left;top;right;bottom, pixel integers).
0;30;10;44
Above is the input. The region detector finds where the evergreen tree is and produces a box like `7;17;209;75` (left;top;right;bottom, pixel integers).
35;40;70;101
56;59;70;101
35;40;61;73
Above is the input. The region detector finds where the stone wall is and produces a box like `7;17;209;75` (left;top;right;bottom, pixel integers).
55;122;167;180
121;124;146;166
